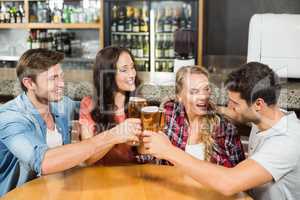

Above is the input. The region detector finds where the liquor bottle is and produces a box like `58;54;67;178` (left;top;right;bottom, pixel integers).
144;61;149;71
27;31;33;49
132;7;140;33
111;5;118;32
168;35;175;58
0;3;4;23
167;61;174;72
125;6;133;32
143;35;149;58
125;35;132;49
162;34;169;58
53;4;62;23
140;6;149;32
137;35;143;58
29;2;38;22
16;4;24;23
4;4;11;23
131;35;138;57
63;5;70;23
119;34;126;48
111;34;119;46
10;3;17;23
180;4;187;29
171;7;180;32
117;6;125;32
163;8;172;32
155;35;162;58
155;8;164;33
186;4;192;29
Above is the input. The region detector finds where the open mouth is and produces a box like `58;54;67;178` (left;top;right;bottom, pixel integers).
196;103;207;110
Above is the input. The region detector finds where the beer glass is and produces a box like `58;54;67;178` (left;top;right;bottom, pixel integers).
128;97;147;146
141;106;165;132
128;97;147;118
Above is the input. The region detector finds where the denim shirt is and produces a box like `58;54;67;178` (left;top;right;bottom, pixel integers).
0;92;77;196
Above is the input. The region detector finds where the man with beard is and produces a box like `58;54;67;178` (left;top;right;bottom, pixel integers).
141;62;300;200
0;49;141;196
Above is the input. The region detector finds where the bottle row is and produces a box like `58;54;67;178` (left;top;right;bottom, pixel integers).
111;33;176;59
29;0;100;24
135;60;150;72
111;5;149;33
111;34;149;59
110;4;192;34
0;2;24;23
156;5;192;33
155;61;174;72
27;29;82;57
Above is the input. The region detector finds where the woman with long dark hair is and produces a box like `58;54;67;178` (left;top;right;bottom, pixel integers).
79;46;141;165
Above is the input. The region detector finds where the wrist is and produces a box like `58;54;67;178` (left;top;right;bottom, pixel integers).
164;145;181;164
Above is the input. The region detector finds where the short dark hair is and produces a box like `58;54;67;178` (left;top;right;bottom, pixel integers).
225;62;281;106
16;48;64;91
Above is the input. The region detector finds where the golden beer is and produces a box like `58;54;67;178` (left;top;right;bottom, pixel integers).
141;106;165;132
128;97;147;118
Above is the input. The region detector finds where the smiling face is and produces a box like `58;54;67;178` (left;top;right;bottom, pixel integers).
227;90;259;124
178;73;211;118
30;64;65;103
115;51;137;92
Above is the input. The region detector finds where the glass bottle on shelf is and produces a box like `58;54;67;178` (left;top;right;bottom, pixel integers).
111;5;118;32
53;4;62;23
163;7;172;33
0;3;4;23
143;35;149;58
155;34;162;59
125;6;133;32
16;4;24;23
117;6;125;32
132;7;140;33
140;6;148;32
186;4;192;29
162;34;169;58
171;7;180;32
63;5;70;23
137;35;144;58
29;2;38;22
125;35;132;49
131;35;138;57
5;4;11;23
180;4;187;29
155;8;164;33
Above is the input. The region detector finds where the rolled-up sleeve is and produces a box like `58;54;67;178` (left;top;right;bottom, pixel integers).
0;117;48;176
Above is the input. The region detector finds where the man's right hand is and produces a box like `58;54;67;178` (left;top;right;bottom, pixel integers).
112;118;142;144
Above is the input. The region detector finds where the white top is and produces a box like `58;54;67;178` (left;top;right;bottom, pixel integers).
46;124;63;148
248;111;300;200
185;143;205;160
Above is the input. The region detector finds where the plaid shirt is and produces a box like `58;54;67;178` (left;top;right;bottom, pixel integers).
136;100;245;167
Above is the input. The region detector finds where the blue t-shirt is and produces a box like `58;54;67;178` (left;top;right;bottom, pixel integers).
0;93;77;196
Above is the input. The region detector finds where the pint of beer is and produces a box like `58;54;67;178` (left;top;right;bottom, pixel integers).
141;106;165;132
128;97;147;118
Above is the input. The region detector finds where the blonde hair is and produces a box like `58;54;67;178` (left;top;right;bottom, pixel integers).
175;65;219;161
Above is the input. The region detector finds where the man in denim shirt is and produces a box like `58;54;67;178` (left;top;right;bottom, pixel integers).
0;49;142;196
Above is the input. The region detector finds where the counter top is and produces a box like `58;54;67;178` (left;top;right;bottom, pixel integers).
1;77;300;110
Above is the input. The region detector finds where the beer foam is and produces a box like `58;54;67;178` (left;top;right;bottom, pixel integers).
141;106;159;113
129;97;147;102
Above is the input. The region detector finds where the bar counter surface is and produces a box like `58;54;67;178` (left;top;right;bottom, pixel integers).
2;164;252;200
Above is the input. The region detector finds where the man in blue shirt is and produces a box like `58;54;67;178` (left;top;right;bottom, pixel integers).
0;49;142;196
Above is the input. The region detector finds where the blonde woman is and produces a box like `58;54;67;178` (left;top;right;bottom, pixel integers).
138;66;245;167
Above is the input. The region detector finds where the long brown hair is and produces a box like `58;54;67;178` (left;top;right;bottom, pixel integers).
175;65;219;161
91;46;140;132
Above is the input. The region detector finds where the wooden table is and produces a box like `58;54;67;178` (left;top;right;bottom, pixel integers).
2;164;252;200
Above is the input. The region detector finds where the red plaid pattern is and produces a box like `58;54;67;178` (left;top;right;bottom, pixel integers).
136;100;245;167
